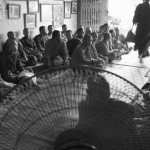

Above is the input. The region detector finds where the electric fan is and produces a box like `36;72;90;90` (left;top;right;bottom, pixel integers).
0;66;149;150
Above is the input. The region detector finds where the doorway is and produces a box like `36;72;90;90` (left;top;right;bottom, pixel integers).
108;0;142;35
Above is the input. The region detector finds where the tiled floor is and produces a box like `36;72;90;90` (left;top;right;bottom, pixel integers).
105;50;150;89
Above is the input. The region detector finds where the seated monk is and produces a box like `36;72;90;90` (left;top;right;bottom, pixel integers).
0;39;24;84
115;27;129;54
43;30;70;67
71;34;103;67
3;31;28;65
20;28;42;64
98;23;109;41
34;26;48;54
91;32;108;66
95;32;121;63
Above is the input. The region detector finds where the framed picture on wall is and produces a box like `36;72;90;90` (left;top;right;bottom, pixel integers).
40;4;52;22
24;13;37;28
71;1;77;14
27;0;39;13
64;2;71;18
8;4;20;19
53;4;64;28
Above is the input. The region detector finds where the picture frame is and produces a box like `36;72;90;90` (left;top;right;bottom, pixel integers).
40;4;52;22
71;1;77;14
8;4;20;19
0;2;7;20
64;2;71;18
53;4;64;28
24;13;37;29
27;0;39;13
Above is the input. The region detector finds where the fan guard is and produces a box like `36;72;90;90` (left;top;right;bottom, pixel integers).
0;66;149;150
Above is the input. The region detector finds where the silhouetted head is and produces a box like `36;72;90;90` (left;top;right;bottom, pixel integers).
7;31;16;40
82;34;93;47
52;30;61;40
103;23;109;32
39;26;47;35
91;32;98;43
114;27;120;35
109;29;116;38
103;32;111;41
62;24;68;32
78;25;85;31
23;28;30;37
87;74;110;102
76;27;84;39
66;30;73;40
48;25;54;34
99;25;104;32
85;27;92;35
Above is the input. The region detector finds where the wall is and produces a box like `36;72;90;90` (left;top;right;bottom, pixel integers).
0;0;77;51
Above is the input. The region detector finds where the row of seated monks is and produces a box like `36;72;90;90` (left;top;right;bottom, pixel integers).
0;23;130;97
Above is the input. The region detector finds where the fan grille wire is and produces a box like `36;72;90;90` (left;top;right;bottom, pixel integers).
0;66;149;150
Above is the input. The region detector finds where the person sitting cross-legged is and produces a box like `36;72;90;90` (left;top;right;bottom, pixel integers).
20;28;42;65
114;28;129;54
91;32;108;66
0;39;24;84
109;29;125;56
43;30;70;68
95;32;121;63
3;31;28;65
71;34;103;67
34;26;48;54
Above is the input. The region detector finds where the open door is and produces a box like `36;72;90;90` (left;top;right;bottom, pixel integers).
77;0;108;31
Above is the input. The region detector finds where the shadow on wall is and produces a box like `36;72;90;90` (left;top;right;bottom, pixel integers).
0;34;5;51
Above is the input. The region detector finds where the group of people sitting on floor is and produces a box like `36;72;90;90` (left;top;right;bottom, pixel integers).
44;23;130;68
0;23;130;98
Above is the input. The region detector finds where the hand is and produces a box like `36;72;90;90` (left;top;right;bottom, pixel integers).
0;81;16;88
